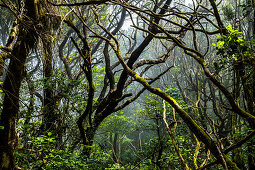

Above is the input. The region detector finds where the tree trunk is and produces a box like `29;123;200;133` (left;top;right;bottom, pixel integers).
113;133;118;163
248;1;255;169
37;0;60;136
41;39;57;133
0;1;38;168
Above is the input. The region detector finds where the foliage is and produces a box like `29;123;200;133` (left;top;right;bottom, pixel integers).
16;134;112;169
135;88;197;169
99;111;136;134
0;0;254;169
213;26;254;64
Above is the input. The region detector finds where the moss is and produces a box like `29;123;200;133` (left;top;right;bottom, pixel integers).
0;52;5;76
130;69;238;166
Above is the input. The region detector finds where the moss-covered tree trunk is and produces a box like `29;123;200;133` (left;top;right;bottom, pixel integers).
248;1;255;169
41;39;56;132
0;1;38;169
37;0;60;139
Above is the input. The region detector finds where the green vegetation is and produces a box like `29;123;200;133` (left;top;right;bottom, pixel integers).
0;0;254;169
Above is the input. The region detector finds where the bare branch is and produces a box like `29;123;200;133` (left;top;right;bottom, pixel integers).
48;0;110;7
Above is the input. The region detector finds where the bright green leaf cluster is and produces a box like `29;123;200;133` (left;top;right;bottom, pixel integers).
213;26;252;63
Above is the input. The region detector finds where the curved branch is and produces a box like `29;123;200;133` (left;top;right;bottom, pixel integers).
114;65;174;111
48;0;110;6
59;30;73;79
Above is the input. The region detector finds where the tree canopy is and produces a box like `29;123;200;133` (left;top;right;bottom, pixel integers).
0;0;254;169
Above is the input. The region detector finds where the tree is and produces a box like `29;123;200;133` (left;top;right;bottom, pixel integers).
0;0;60;168
63;0;181;156
79;0;254;169
0;0;254;169
0;1;40;169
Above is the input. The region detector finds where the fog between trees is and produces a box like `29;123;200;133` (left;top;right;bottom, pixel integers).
0;0;254;169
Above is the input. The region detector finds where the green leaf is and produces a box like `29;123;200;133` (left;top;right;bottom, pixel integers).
0;126;4;130
48;132;52;136
232;54;237;60
18;118;23;124
34;120;42;125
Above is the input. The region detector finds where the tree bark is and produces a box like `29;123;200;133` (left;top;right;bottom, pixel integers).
0;1;38;168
